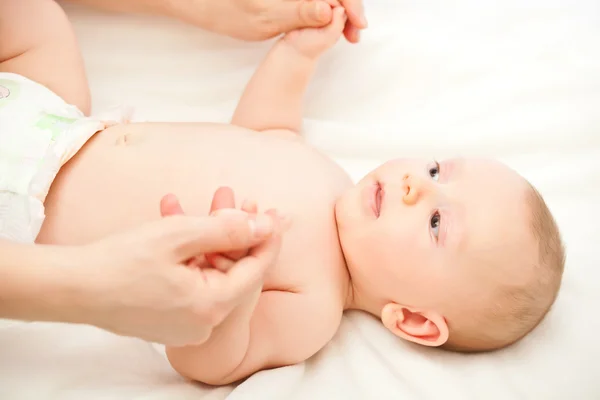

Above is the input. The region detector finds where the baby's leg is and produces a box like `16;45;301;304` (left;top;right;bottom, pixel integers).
0;0;91;114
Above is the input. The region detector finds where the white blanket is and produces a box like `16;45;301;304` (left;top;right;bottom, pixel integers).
1;0;599;398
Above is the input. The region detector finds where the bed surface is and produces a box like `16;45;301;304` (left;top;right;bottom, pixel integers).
1;0;599;398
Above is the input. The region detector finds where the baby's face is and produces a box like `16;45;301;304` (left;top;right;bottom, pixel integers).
336;157;535;317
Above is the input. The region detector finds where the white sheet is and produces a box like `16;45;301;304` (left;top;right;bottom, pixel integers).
1;0;599;398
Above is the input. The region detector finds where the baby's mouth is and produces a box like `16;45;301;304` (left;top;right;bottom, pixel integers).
374;182;383;218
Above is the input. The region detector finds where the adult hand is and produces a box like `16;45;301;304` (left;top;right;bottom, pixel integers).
283;6;347;59
160;187;258;264
79;197;281;346
161;186;290;265
171;0;367;43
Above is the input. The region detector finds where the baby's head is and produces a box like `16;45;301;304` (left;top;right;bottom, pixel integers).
336;157;565;352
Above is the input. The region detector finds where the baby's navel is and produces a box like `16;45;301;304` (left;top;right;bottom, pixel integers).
114;130;139;146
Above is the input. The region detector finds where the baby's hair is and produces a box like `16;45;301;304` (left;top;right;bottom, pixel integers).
442;183;566;352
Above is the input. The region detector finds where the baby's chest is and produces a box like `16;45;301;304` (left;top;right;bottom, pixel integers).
262;219;345;292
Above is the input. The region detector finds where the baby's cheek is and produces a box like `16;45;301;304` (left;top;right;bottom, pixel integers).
386;222;423;250
385;224;430;269
348;225;394;268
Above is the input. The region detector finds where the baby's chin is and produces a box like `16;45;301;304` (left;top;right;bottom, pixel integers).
333;185;358;221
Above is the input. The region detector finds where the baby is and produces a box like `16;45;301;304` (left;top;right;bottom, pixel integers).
0;0;565;386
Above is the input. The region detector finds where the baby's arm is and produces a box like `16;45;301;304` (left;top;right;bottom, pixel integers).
166;192;340;385
0;0;91;114
166;289;341;385
231;6;347;134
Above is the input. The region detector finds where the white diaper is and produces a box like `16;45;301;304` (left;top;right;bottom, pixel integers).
0;72;109;243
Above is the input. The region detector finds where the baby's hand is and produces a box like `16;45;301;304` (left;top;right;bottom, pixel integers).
204;187;290;270
158;188;251;269
283;6;347;59
160;187;290;271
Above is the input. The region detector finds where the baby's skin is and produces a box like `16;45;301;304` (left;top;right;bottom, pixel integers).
38;8;362;385
2;1;544;387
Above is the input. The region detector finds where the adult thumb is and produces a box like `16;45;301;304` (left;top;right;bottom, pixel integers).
162;212;274;261
280;1;333;31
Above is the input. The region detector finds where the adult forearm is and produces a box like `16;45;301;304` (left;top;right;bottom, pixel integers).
60;0;178;17
0;240;90;324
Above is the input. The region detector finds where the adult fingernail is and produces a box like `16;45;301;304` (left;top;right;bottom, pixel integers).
357;4;368;28
361;14;368;28
249;214;274;238
313;2;330;23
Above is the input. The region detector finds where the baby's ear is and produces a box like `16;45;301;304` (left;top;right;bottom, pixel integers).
381;303;449;347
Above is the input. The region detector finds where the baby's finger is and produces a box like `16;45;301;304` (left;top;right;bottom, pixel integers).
241;198;258;214
206;208;252;261
328;7;347;32
222;228;282;300
206;253;235;272
186;255;207;268
221;247;249;262
165;212;274;261
263;208;292;233
339;0;367;29
210;186;236;214
160;193;185;217
221;208;285;261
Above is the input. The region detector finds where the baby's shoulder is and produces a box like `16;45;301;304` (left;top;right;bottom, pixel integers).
260;283;344;343
294;265;347;324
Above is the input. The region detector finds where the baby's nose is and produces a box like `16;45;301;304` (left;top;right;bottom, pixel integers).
402;174;419;205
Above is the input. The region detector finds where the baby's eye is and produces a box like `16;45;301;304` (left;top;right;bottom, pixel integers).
428;160;441;182
430;211;441;239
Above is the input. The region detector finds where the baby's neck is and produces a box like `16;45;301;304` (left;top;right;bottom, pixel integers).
343;277;386;318
338;244;384;319
334;201;385;318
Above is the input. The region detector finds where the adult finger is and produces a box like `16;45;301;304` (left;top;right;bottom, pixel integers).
241;198;258;214
158;212;274;261
340;0;367;30
343;21;360;43
222;198;259;260
159;193;208;267
160;193;185;217
221;227;282;300
209;187;249;261
159;192;241;266
327;6;347;34
207;253;235;272
277;1;333;32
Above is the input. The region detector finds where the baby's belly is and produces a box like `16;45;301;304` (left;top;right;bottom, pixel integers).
38;121;350;295
37;122;349;250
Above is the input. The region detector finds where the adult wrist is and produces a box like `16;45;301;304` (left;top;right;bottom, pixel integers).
0;241;94;325
166;0;211;30
64;0;177;18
